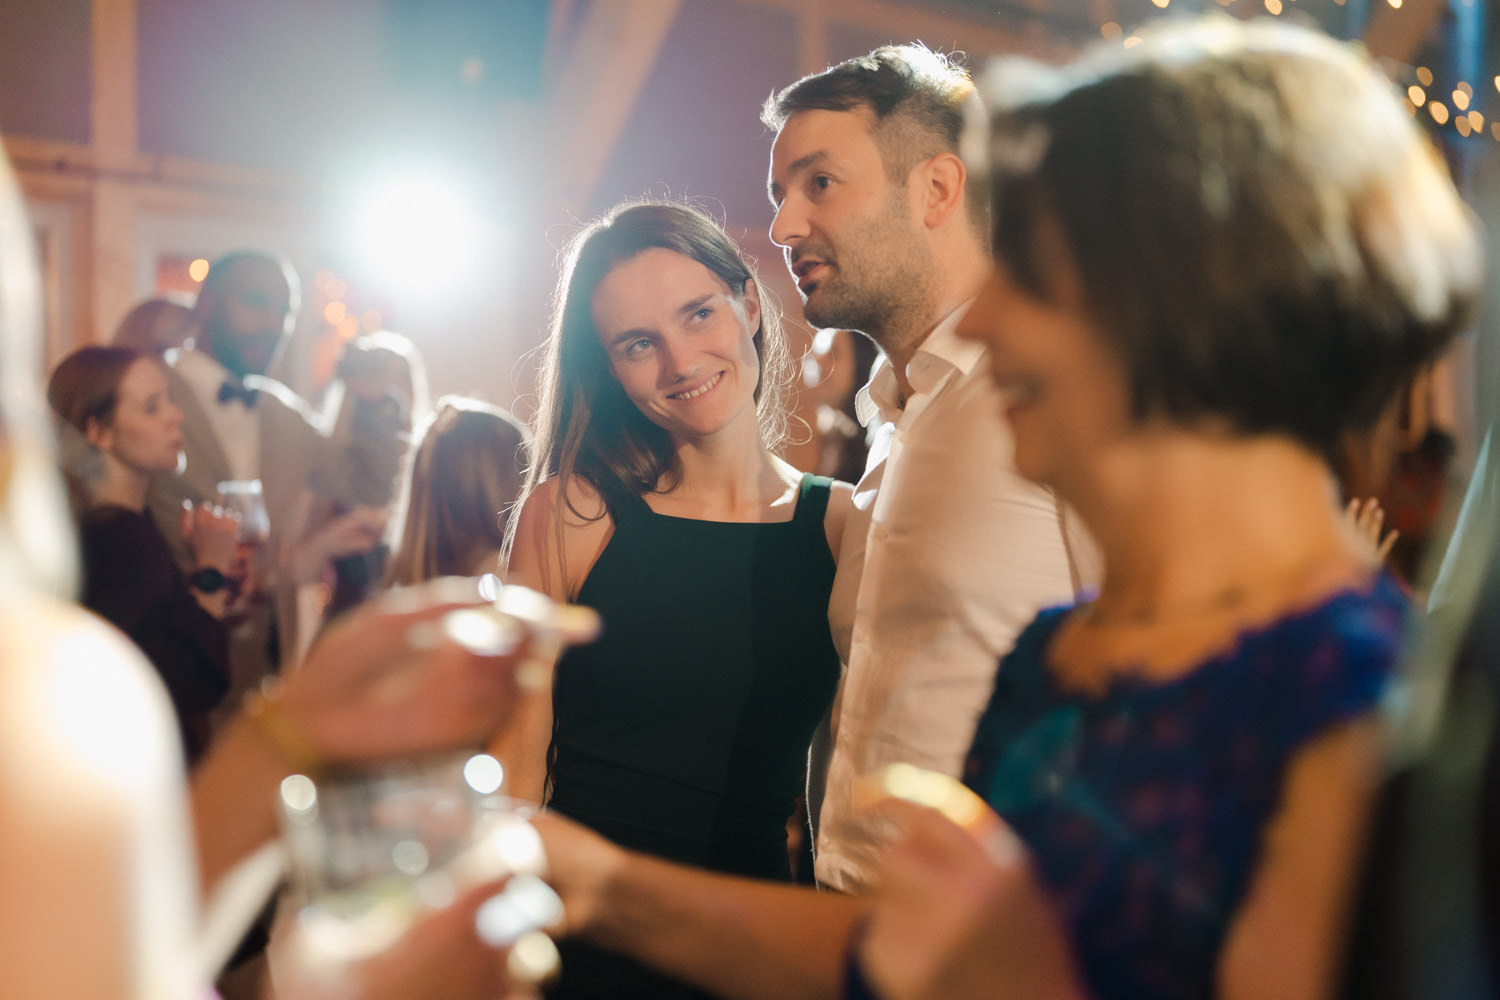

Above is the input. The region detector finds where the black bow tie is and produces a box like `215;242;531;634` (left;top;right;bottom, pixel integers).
217;380;260;408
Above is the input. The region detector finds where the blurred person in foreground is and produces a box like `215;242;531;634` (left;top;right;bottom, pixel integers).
530;18;1480;1000
385;395;529;587
0;156;574;998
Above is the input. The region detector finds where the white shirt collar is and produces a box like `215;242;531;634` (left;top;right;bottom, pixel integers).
854;299;981;427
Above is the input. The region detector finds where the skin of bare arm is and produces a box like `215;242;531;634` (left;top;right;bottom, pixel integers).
531;711;1381;1000
822;481;855;563
533;810;864;1000
1217;718;1383;1000
493;477;612;804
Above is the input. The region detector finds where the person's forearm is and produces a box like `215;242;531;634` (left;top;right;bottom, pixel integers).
188;712;287;894
588;852;863;1000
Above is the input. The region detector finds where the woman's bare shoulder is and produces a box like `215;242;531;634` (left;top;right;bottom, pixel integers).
508;475;614;601
521;474;608;527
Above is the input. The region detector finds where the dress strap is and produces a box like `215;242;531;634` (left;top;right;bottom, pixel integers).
607;487;654;525
794;473;834;524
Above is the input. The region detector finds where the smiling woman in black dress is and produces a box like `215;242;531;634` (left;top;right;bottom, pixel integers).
502;202;853;999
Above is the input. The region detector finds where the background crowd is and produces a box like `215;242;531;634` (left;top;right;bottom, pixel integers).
3;8;1500;1000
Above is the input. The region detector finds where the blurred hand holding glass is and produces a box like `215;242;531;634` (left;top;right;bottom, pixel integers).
216;479;270;623
271;584;598;994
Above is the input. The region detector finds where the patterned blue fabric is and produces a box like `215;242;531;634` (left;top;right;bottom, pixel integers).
963;575;1408;1000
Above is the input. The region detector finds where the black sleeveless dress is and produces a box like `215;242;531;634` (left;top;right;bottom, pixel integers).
546;474;841;999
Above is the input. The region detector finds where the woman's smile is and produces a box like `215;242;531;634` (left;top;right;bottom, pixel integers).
668;371;725;402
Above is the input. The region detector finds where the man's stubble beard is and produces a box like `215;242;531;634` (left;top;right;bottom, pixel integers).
798;199;937;355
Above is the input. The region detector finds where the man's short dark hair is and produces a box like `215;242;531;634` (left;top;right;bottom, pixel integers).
764;44;983;221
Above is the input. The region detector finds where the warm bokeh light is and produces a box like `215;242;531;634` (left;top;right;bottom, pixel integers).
1417;66;1434;87
323;301;348;325
1469;110;1485;130
1100;21;1122;39
1429;101;1450;125
1456;116;1473;137
1264;0;1283;15
188;257;210;282
1408;85;1426;106
1151;0;1170;8
1123;34;1143;47
1454;89;1471;111
337;315;359;339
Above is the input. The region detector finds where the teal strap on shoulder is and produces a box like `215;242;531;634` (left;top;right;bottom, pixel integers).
796;473;834;523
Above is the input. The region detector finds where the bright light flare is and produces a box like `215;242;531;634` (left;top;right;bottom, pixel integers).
350;173;485;296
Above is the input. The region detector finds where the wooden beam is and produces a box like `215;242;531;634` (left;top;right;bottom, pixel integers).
548;0;685;215
732;0;1068;61
90;0;140;342
91;0;136;166
4;137;310;200
800;0;831;76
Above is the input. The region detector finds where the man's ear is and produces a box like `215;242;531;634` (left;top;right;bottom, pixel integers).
741;278;762;332
916;152;968;230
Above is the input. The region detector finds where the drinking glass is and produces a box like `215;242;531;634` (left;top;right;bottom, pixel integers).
216;479;270;623
276;750;554;989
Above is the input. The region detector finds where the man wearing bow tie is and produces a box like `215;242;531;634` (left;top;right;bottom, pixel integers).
149;251;403;721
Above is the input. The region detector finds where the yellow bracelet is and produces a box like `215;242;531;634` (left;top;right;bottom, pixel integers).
243;686;327;777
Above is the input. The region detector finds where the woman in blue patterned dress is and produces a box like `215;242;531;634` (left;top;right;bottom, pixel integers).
845;18;1483;1000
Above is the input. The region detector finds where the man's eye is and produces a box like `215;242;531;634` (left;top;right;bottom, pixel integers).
624;338;652;356
812;175;832;191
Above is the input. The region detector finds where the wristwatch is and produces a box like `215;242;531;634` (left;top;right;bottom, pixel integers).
188;567;229;594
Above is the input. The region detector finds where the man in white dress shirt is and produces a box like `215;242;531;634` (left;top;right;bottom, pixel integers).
149;251;402;715
764;44;1100;892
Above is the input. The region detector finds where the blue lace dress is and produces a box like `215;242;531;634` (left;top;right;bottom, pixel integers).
962;575;1407;1000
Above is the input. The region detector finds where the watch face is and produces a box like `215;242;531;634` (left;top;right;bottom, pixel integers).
189;568;228;594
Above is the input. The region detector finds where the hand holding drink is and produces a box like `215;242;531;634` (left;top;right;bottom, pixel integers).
256;579;599;995
216;479;270;619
